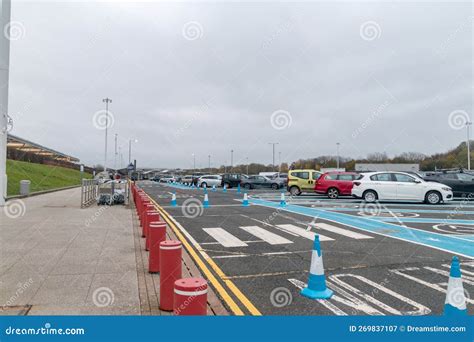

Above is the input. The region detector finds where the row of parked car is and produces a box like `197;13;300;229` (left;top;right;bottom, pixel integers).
152;173;288;190
287;168;473;204
152;168;473;205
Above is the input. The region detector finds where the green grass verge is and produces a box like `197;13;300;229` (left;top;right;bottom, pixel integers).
7;159;92;196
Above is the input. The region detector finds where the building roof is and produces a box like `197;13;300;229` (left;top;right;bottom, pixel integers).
7;134;80;163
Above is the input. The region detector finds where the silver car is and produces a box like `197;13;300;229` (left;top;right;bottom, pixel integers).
197;175;222;188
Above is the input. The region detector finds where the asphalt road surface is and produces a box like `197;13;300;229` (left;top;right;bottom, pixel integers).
139;181;474;316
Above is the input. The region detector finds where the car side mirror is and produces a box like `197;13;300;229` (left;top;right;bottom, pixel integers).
414;179;422;183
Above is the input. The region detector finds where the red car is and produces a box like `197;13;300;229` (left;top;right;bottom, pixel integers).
314;172;359;198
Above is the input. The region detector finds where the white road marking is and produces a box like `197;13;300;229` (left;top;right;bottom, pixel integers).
240;226;293;245
330;274;430;315
390;267;474;305
276;224;333;241
310;222;373;240
213;250;310;259
441;263;474;277
202;228;248;247
424;266;474;285
288;279;347;316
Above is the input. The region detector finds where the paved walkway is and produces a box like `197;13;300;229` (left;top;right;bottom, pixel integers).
0;187;227;315
0;188;139;315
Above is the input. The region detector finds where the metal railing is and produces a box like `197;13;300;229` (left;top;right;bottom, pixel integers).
81;179;98;208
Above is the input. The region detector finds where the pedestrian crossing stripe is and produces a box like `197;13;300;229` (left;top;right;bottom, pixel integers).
311;223;373;240
276;224;333;241
240;226;293;245
203;228;248;247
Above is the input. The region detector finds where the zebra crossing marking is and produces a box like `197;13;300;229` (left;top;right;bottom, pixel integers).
240;226;293;245
203;228;248;247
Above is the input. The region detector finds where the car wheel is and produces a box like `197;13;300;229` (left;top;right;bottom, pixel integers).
363;190;378;203
201;182;207;188
425;190;441;204
327;187;339;199
289;186;301;196
244;183;252;190
271;183;279;190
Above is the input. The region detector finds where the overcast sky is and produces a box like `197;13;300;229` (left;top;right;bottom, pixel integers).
7;0;473;169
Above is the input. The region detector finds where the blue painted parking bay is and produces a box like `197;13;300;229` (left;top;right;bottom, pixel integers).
366;217;474;225
249;198;474;258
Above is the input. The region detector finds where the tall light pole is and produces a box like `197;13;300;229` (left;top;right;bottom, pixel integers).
230;149;234;170
336;142;340;169
268;142;279;171
114;134;118;170
102;98;112;172
208;155;211;173
246;157;249;175
128;138;138;165
467;121;472;170
278;151;282;173
0;0;12;206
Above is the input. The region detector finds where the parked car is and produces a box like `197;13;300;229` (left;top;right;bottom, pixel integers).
352;171;453;204
271;173;288;186
221;173;248;188
181;175;194;185
423;171;474;197
241;175;283;190
287;169;322;196
314;172;359;198
197;175;222;188
159;176;175;183
151;176;161;182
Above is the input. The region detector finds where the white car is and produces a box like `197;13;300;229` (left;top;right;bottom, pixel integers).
351;172;453;204
197;175;222;188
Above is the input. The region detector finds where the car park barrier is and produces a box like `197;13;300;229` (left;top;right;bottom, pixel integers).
139;199;152;226
148;222;167;273
145;210;161;246
301;235;333;300
159;240;183;311
171;192;177;206
203;193;210;208
174;278;208;316
242;193;249;206
80;179;98;208
444;256;467;316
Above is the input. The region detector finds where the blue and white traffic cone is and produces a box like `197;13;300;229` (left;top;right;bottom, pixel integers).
237;184;241;194
212;185;216;192
171;192;177;207
280;192;286;206
223;184;227;193
444;256;467;316
301;235;333;299
242;193;249;207
203;193;210;208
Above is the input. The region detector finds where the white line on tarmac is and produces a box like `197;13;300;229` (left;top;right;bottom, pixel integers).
203;228;248;247
288;278;347;316
390;267;474;305
310;222;373;240
212;250;311;259
240;226;294;245
276;224;333;241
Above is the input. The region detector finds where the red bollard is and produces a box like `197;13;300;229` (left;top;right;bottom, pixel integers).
148;222;167;273
142;209;160;239
143;205;156;240
173;278;208;316
139;200;151;226
159;240;182;311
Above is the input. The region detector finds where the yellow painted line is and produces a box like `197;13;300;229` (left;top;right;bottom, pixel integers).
147;196;256;315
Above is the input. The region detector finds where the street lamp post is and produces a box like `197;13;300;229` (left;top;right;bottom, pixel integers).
278;151;281;173
336;142;340;169
102;98;112;172
268;143;279;171
208;155;211;173
114;134;118;170
230;150;234;170
467;121;472;170
128;138;138;164
246;157;249;175
0;0;11;206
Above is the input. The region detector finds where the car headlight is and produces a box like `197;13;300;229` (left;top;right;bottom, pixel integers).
441;187;451;192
